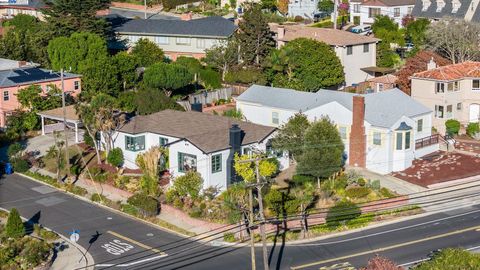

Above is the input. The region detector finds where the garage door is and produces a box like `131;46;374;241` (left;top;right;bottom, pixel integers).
470;104;480;122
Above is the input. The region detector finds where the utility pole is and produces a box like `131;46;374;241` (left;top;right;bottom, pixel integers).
61;69;70;179
248;187;256;270
333;0;338;30
255;158;269;270
144;0;147;19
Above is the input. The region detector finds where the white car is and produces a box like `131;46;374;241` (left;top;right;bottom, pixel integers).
350;25;372;36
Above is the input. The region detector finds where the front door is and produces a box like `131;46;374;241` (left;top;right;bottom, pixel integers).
469;104;480;122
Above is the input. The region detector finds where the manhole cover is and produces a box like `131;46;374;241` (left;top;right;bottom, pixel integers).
146;233;154;237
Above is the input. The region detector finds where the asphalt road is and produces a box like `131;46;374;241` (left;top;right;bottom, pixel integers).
2;174;480;269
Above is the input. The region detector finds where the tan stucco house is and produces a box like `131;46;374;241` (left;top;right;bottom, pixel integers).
410;60;480;134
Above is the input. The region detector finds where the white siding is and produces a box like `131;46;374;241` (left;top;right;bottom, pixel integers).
121;34;222;54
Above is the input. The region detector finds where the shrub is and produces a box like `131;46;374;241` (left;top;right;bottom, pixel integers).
83;132;95;148
5;208;25;239
188;206;203;218
121;204;139;216
379;187;395;198
33;224;59;241
21;238;53;266
223;232;236;242
291;174;315;187
127;193;160;217
415;248;480;270
65;184;88;196
12;159;30;173
199;68;222;89
171;171;203;200
224;68;267;85
222;109;243;120
357;178;366;186
70;164;81;176
91;193;109;203
173;197;184;209
107;148;124;167
445;119;461;135
345;187;370;199
326;201;361;229
370;180;381;191
114;176;130;190
346;213;375;229
7;142;23;161
467;122;480;138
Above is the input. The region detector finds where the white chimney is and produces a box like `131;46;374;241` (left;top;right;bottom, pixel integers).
427;57;437;70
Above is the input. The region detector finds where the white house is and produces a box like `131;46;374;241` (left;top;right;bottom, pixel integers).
236;85;439;174
350;0;415;26
288;0;320;18
111;110;288;191
271;24;379;86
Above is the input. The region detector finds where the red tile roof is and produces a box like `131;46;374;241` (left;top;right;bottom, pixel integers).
411;61;480;81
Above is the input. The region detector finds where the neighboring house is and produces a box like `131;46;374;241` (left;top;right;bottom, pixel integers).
271;24;379;86
108;15;237;61
0;67;81;127
410;60;480;134
350;0;363;24
0;58;36;71
0;0;46;19
412;0;480;23
352;0;415;26
288;0;319;18
367;74;398;92
237;85;439;174
111;110;289;191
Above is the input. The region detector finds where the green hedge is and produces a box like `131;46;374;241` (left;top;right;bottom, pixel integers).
127;193;160;217
445;119;460;135
13;159;30;173
345;187;370;199
224;68;267;85
467;122;479;138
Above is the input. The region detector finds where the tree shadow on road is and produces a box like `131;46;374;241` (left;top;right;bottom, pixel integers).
24;210;41;235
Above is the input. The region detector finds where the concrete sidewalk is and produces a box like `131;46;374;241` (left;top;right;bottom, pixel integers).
50;236;94;270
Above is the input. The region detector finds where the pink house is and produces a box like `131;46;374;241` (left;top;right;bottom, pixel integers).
0;67;81;127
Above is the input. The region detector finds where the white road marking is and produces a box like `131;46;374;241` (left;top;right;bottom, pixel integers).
95;254;168;267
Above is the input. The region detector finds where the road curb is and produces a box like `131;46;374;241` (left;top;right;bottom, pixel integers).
0;206;94;270
15;173;195;240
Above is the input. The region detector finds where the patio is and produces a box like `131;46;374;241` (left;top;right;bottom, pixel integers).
392;151;480;187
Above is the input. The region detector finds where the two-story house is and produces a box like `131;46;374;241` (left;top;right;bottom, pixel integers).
271;24;379;86
412;0;480;23
0;67;81;127
237;85;439;174
108;15;237;61
288;0;320;18
410;60;480;134
351;0;415;26
0;0;46;19
111;110;289;191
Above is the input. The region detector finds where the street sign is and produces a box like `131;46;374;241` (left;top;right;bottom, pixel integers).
69;229;80;243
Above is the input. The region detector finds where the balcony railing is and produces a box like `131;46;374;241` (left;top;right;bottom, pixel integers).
415;134;439;149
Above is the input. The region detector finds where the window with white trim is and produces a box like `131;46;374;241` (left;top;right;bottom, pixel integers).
473;79;480;90
435;82;445;93
178;152;197;172
154;36;169;45
396;131;411;150
3;90;9;101
353;4;360;13
339;126;347;140
417;119;423;132
435;105;444;118
394;8;400;17
74;81;80;91
176;37;191;45
196;39;205;49
363;43;369;53
373;132;382;146
347;45;353;55
446;104;453;118
457;102;462;111
125;135;145;151
211;154;222;173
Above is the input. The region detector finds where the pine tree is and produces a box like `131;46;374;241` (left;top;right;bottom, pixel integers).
235;4;275;66
5;208;25;239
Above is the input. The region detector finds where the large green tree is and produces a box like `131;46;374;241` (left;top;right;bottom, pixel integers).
143;62;193;96
112;52;139;91
296;118;344;186
131;38;165;67
235;4;275;66
43;0;111;37
5;208;25;239
272;113;310;161
135;87;184;115
318;0;334;13
405;18;430;54
203;39;238;80
267;38;344;91
372;15;404;68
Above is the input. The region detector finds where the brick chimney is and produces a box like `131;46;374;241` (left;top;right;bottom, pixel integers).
181;12;193;21
18;61;27;67
349;95;366;168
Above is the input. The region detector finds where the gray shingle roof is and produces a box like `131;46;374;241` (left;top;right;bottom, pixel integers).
238;85;431;128
363;0;415;6
119;110;276;153
0;67;80;88
110;16;237;38
412;0;472;20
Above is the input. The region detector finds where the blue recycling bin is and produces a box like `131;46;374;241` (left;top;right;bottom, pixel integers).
5;163;12;175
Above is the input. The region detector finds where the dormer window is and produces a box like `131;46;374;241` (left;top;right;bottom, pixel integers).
452;0;461;13
422;0;431;11
436;0;445;12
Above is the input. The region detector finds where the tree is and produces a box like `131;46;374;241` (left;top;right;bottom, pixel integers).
415;248;480;270
396;50;451;95
260;0;276;11
361;255;403;270
16;85;64;112
112;52;139;91
290;182;315;238
116;91;137;113
143;62;193;96
204;39;238;80
49;131;65;182
377;42;399;68
372;15;404;68
135;87;184;115
272;113;310;161
16;85;42;111
405;18;430;54
43;0;111;37
235;4;275;66
426;18;480;63
233;153;278;183
131;38;165;67
5;208;25;239
267;38;344;91
296;118;344;187
79;56;121;100
318;0;334;13
107;148;124;167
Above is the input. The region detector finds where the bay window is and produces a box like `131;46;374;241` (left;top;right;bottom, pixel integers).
178;152;197;172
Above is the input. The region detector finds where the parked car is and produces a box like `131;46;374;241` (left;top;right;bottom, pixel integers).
350;25;372;36
313;12;329;22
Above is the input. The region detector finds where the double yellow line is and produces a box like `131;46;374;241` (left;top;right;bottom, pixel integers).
107;230;166;255
291;225;480;269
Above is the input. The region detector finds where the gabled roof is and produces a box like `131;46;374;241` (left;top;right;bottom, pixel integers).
411;61;480;81
238;85;431;128
368;74;398;84
270;24;379;46
108;15;237;38
119;110;276;153
412;0;473;21
0;67;80;88
362;0;415;7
